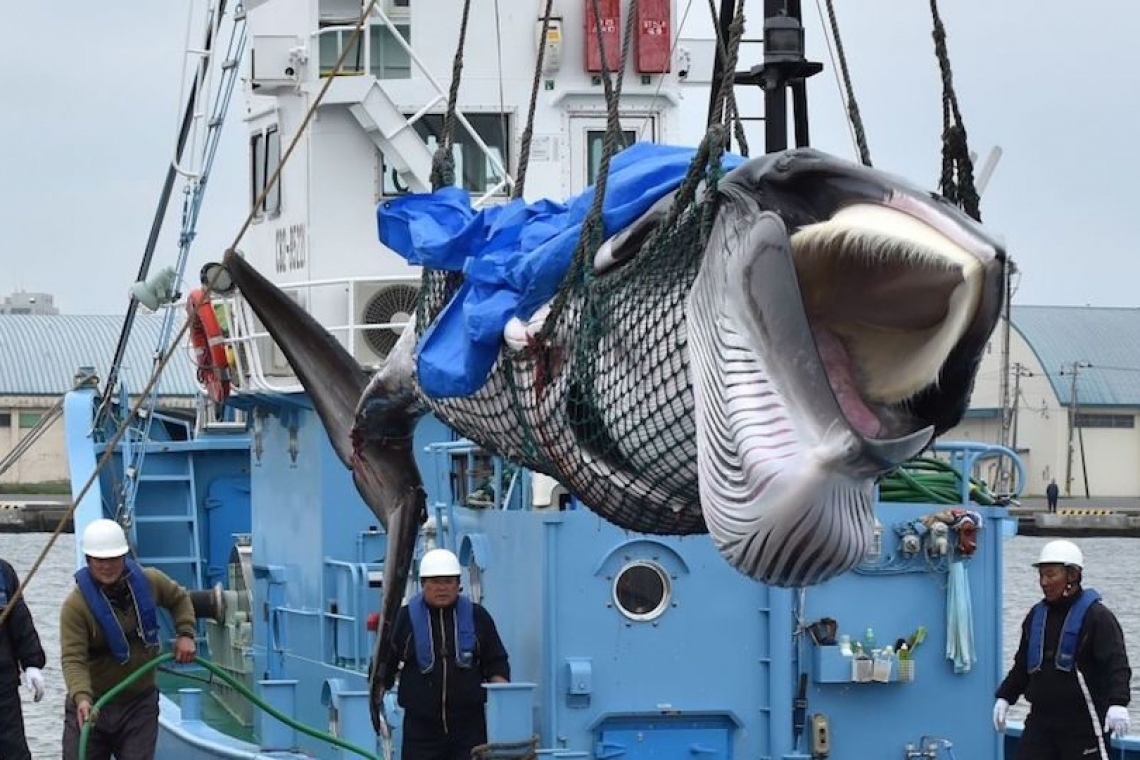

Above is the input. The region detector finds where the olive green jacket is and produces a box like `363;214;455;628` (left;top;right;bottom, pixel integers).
60;566;196;707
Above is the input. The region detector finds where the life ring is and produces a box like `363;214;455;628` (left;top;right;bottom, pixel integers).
187;288;231;409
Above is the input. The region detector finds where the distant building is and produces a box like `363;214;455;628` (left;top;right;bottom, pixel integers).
0;315;198;485
948;306;1140;498
1;291;59;315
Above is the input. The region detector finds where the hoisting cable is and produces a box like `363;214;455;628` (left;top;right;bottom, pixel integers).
704;0;749;156
513;0;556;199
928;0;981;222
95;0;231;429
1;0;385;630
78;654;380;760
428;0;474;191
534;0;640;339
818;0;871;166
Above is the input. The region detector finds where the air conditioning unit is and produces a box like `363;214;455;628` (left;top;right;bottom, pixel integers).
353;281;419;367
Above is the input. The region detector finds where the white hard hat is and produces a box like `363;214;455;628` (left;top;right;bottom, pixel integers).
82;519;130;559
1033;539;1083;569
419;548;461;579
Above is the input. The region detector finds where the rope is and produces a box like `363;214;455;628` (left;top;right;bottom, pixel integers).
928;0;981;221
429;0;474;191
821;0;872;166
0;396;65;479
0;0;383;631
513;0;556;199
78;654;380;760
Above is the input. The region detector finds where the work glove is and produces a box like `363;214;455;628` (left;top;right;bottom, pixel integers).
22;667;45;702
1105;705;1130;736
992;698;1009;733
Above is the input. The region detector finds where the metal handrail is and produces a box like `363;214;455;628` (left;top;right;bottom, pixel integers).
208;274;419;395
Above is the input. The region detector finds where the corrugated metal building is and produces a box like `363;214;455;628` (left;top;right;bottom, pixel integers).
0;314;198;484
948;305;1140;497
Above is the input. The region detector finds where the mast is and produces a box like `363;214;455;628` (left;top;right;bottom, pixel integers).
730;0;822;153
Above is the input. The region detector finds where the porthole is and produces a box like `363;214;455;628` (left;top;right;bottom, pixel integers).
612;561;671;621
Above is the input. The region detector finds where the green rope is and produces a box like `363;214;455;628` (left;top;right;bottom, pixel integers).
879;457;998;506
79;654;380;760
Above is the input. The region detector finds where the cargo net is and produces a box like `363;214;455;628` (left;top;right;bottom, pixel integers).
415;130;728;536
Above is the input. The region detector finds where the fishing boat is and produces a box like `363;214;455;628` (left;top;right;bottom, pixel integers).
57;0;1137;758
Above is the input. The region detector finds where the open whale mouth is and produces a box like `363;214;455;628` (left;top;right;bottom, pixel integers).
788;199;998;445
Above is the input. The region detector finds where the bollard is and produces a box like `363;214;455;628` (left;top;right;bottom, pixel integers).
258;679;299;749
179;688;203;722
484;682;536;745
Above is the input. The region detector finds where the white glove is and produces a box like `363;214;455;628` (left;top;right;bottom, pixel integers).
1105;705;1130;736
22;667;45;702
992;698;1009;733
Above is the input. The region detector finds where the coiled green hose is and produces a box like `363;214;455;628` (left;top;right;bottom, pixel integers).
879;457;999;506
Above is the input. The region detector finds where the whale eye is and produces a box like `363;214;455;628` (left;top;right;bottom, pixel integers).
612;561;671;622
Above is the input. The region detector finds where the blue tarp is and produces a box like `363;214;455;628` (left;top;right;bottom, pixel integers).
377;142;743;398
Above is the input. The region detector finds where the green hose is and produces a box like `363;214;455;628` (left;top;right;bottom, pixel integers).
879;457;998;506
79;653;380;760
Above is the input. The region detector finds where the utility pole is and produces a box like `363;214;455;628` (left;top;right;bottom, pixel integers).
996;261;1018;491
1061;361;1091;496
1010;362;1032;453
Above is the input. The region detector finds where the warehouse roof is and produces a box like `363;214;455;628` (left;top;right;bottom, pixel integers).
0;314;197;396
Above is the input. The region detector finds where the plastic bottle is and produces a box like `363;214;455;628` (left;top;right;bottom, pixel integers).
864;627;876;652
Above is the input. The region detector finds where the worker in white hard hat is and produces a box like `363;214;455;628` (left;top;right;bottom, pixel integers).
993;539;1132;758
380;547;511;759
59;518;198;760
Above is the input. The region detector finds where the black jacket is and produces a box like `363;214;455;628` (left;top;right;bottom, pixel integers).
996;588;1131;727
383;599;510;722
0;559;46;689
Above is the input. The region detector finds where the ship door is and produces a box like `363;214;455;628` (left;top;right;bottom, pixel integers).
597;722;731;759
568;114;656;193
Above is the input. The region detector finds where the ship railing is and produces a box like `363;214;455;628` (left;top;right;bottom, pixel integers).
208;274;418;396
312;11;513;204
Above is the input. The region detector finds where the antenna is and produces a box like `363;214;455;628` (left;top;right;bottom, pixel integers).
973;146;1003;197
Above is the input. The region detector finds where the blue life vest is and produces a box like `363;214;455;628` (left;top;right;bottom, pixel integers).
1027;587;1101;673
75;558;160;664
409;593;475;673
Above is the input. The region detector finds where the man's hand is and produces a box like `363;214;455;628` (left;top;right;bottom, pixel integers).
22;667;45;702
174;633;197;664
1105;705;1130;736
76;699;93;730
992;698;1009;732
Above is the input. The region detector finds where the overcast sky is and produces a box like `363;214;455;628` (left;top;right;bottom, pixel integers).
2;1;1138;314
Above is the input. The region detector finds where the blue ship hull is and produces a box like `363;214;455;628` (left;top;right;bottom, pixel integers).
64;388;1138;759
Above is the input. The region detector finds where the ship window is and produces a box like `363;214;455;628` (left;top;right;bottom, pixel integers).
1075;413;1134;429
18;412;43;428
250;127;282;218
265;127;281;216
370;25;411;80
318;23;411;79
380;113;509;196
586;129;636;186
250;132;265;215
0;413;10;427
612;560;671;622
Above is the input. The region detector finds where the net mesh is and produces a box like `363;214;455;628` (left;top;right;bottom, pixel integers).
414;132;728;535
